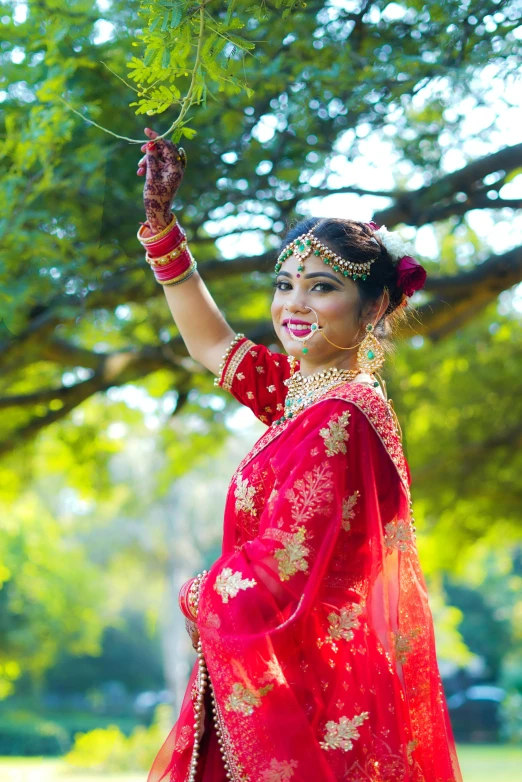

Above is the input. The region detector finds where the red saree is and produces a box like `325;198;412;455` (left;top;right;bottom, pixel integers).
148;336;462;782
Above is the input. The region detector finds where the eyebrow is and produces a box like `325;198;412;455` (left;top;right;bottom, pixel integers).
276;270;345;286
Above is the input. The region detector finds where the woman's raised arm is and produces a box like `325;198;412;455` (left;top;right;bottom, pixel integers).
137;127;236;375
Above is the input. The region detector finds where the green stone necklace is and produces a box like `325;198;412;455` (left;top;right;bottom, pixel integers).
273;367;362;426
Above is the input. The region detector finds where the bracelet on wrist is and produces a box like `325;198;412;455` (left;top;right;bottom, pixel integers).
145;226;185;258
137;213;177;245
159;260;197;287
153;249;194;281
145;240;188;267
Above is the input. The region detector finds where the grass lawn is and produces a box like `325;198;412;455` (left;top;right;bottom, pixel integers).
1;745;521;781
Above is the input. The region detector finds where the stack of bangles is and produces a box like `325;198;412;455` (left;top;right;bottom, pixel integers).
178;570;209;621
137;213;197;287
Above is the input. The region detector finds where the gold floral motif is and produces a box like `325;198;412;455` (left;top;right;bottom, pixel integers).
319;409;351;457
406;738;419;765
247;391;254;399
256;365;265;374
327;602;363;642
260;758;298;781
214;567;257;604
384;519;413;552
342;490;360;531
267;384;276;393
258;659;286;686
237;372;245;380
393;627;422;664
319;711;370;752
235;474;257;515
225;682;274;716
285;463;334;525
174;724;192;753
274;526;310;581
206;611;221;628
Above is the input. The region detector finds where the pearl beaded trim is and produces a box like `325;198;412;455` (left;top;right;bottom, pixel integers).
187;570;208;619
213;333;246;388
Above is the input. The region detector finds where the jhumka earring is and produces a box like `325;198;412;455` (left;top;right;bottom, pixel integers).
356;322;385;373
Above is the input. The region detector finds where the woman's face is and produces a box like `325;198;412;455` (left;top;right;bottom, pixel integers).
271;250;366;371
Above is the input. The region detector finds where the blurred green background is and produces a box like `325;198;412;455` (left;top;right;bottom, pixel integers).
1;0;521;778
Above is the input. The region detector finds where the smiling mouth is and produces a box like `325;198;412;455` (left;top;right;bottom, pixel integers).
283;323;320;337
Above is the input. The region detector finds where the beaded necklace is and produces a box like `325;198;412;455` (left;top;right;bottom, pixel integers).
273;366;372;426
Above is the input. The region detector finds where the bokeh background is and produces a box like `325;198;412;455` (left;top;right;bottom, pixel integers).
1;0;521;779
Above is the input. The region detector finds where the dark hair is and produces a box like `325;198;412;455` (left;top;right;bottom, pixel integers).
278;217;409;348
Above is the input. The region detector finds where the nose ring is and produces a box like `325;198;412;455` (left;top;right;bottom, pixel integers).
287;306;320;355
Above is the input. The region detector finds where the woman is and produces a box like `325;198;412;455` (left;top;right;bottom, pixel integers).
136;129;463;782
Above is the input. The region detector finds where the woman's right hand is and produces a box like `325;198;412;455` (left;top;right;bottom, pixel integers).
137;127;187;234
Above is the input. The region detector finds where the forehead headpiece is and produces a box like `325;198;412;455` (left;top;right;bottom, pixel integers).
274;221;427;296
274;228;376;281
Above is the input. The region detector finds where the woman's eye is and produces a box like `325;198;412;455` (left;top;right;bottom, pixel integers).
273;280;335;292
312;282;334;292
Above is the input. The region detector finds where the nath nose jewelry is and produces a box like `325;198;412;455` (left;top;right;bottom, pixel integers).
287;307;320;355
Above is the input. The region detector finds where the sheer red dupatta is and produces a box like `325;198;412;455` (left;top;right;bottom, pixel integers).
148;339;462;782
195;394;460;781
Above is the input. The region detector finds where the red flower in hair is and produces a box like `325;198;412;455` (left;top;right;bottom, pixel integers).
396;256;427;297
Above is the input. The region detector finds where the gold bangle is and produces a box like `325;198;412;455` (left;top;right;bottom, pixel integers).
137;213;177;245
145;239;188;267
159;260;197;286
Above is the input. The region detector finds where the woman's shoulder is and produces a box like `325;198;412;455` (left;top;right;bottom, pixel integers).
308;380;410;489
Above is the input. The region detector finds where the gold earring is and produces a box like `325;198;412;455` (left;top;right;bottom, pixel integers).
356;323;385;373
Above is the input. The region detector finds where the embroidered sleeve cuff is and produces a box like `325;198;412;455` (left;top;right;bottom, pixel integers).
213;333;256;392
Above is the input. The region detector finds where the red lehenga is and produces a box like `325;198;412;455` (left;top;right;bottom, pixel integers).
148;336;462;782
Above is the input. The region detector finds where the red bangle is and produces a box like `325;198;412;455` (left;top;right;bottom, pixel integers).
145;224;185;257
178;571;209;620
153;250;193;282
179;577;196;620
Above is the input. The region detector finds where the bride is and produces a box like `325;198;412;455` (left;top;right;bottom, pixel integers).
135;128;462;782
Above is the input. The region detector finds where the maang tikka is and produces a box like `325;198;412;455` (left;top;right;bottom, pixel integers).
275;229;378;280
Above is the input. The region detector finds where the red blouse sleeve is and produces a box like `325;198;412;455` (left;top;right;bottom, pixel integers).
213;333;299;425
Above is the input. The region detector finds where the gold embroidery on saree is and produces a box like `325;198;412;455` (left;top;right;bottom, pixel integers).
327;602;363;643
225;682;274;716
319;409;351;456
384;518;413;552
274;526;311;581
234;474;257;516
407;738;419;765
319;711;370;751
214;568;257;604
342;490;360;531
174;724;192;753
393;627;422;664
285;463;334;525
260;758;298;781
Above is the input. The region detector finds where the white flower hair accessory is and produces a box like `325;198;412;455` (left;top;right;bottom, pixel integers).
370;224;413;265
366;220;427;297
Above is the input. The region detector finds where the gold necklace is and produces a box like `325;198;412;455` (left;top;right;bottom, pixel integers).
273;367;362;426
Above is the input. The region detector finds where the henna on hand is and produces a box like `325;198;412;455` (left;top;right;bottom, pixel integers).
140;128;187;233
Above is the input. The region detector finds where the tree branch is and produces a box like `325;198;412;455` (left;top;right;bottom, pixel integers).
374;143;522;226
